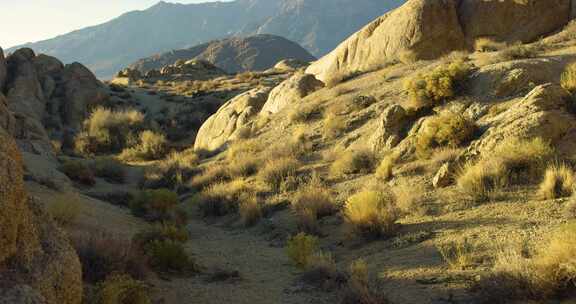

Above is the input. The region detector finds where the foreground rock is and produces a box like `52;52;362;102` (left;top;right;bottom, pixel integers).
0;124;82;304
195;87;272;151
307;0;574;82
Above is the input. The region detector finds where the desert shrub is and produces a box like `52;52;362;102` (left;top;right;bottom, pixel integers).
72;234;149;283
323;112;347;139
227;154;259;177
404;60;471;109
143;239;196;273
133;223;189;248
75;107;145;155
292;175;336;233
475;37;507;52
392;181;427;216
537;164;575;200
239;193;263;227
342;259;389;304
286;232;319;269
300;252;344;289
375;153;399;181
474;222;576;302
500;43;537;60
97;274;150;304
344;190;399;238
193;179;251;217
130;189;179;222
330;149;377;178
119;131;167;161
437;239;476;270
92;157;126;183
190;162;230;190
561;62;576;94
258;157;300;192
47;193;83;225
141;149;199;189
59;160;96;186
416;112;476;158
457;137;554;201
236;71;262;82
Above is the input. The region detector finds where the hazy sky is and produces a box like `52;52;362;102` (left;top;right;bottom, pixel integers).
0;0;223;49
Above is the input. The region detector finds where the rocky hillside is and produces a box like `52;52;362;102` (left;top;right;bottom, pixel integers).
8;0;405;78
128;34;316;74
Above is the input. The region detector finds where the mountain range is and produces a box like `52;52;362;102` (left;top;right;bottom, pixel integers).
7;0;405;78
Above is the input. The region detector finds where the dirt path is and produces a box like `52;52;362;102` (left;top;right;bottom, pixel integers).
152;217;336;304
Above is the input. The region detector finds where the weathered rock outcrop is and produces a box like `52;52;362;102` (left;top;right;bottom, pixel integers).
195;87;272;151
0;123;82;304
260;73;324;114
273;59;310;72
307;0;575;82
466;83;576;159
369;105;407;152
0;48;6;92
2;48;108;156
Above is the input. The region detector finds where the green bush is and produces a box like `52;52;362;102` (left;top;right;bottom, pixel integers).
59;160;96;186
416;112;476;158
130;189;179;222
404;60;471;109
133;223;189;248
286;232;319;269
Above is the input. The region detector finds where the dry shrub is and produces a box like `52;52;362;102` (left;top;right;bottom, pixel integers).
416;112;476;158
344;190;399;239
404;60;471;109
289;103;321;123
129;189;179;222
239;193;263;227
286;232;319;269
457;137;554;202
194;179;251;217
474;222;576;302
227;154;259;178
500;43;538;61
323;112;347;139
97;274;150;304
537;164;575;200
72;234;150;284
330;149;377;178
292;175;336;233
301;252;344;290
392;181;427;216
437;238;476;270
92;157;126;184
74;107;145;155
59;160;96;186
119;131;168;161
375;153;398;181
189;163;230;189
342;259;389;304
561;62;576;94
475;37;508;52
258;157;300;192
227;139;262;161
47;193;83;226
141;149;199;189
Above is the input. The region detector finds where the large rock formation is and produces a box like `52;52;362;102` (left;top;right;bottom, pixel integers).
0;48;6;92
195;87;272;151
129;34;316;74
0;115;82;303
307;0;575;82
260;73;324;114
2;48;108;156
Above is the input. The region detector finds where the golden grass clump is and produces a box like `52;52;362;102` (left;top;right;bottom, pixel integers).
292;175;336;233
537;164;575;200
475;222;576;302
189;163;230;189
416;112;476;158
286;232;319;269
375;153;398;181
344;190;399;238
404;60;471;109
97;274;150;304
47;193;83;226
561;62;576;94
330;149;377;178
119;131;168;161
239;193;263;227
194;179;251;217
457;137;554;201
437;238;476;270
392;181;427;216
322;112;347;139
258;157;300;192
